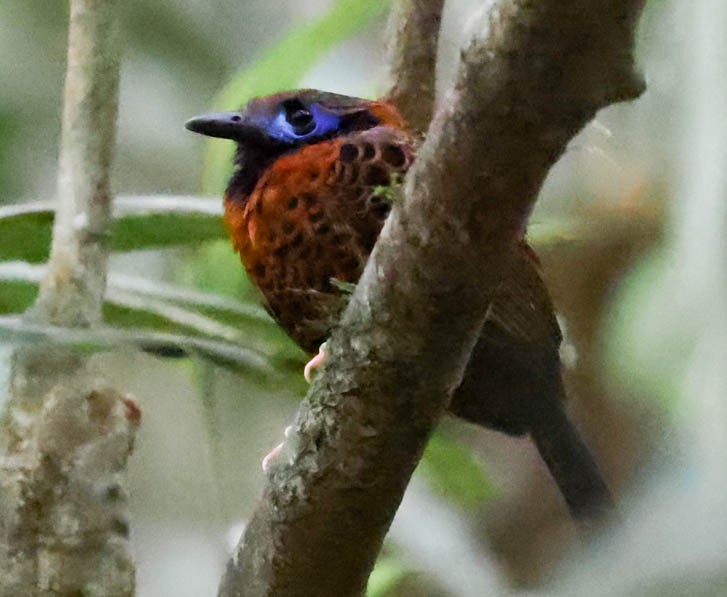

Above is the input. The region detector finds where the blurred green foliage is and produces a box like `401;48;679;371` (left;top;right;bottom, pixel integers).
0;198;226;264
0;208;53;263
0;110;22;200
179;240;254;301
367;554;414;597
0;279;37;316
418;432;497;509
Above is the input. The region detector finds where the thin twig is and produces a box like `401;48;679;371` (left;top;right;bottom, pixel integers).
33;0;122;326
384;0;445;134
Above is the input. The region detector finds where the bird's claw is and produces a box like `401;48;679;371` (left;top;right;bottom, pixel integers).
304;342;328;383
261;425;294;472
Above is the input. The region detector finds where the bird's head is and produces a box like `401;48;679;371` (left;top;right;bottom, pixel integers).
186;89;405;148
185;89;406;196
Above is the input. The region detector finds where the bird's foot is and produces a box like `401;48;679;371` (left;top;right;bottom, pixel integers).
304;341;328;383
262;425;294;472
263;342;328;470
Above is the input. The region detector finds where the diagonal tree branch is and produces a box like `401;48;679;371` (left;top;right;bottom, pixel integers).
220;1;645;595
0;1;137;595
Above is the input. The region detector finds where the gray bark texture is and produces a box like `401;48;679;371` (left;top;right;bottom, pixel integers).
0;1;137;595
220;0;646;595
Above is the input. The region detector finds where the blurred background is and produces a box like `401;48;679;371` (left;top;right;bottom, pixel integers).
1;0;726;595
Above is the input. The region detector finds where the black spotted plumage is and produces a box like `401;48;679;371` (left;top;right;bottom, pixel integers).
225;125;414;353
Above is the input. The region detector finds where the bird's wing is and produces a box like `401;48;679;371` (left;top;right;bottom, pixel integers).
483;245;562;351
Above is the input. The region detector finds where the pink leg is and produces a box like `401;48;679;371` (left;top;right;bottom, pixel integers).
261;442;283;472
303;341;328;383
263;342;329;471
261;425;294;472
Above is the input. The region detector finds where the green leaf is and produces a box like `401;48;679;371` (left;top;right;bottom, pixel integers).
108;272;270;326
111;195;225;252
603;248;689;409
0;259;273;342
0;203;53;263
104;273;304;372
0;314;275;376
201;0;389;194
0;261;41;313
0;260;303;376
418;432;497;509
0;194;588;266
0;196;225;263
177;239;255;301
106;274;290;356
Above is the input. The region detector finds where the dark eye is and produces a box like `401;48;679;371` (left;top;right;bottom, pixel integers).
283;99;315;136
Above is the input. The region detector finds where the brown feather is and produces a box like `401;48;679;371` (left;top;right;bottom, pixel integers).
225;126;414;352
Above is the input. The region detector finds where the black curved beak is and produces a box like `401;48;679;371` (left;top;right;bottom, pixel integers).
185;111;264;143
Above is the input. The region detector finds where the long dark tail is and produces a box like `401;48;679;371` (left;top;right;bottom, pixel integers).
449;303;616;532
529;395;615;534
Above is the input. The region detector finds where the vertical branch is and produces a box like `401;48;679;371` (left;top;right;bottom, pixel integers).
384;0;445;135
0;1;137;595
33;0;122;326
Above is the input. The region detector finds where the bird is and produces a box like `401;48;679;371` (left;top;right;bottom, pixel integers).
186;89;615;532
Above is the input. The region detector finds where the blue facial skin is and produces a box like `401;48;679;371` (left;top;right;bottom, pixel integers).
261;103;342;145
